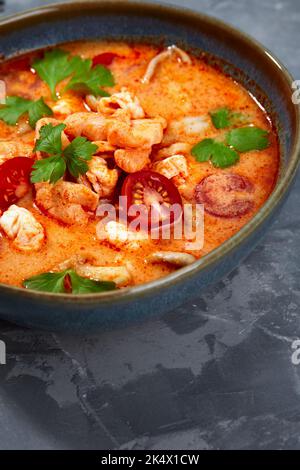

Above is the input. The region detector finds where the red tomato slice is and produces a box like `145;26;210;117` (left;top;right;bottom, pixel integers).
121;170;183;229
92;52;120;67
0;157;33;212
195;173;254;218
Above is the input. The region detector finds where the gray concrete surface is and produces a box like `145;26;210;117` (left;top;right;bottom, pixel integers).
0;0;299;450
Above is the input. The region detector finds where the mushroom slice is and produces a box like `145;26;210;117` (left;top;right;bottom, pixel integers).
54;255;87;272
141;45;192;84
147;251;196;267
75;264;132;286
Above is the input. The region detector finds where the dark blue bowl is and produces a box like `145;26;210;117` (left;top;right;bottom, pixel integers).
0;1;299;332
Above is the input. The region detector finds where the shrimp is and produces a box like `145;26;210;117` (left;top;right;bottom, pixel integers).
52;94;85;117
0;205;44;252
153;154;188;180
107;115;165;149
84;157;119;198
162;115;211;145
64;112;107;141
0;140;33;165
93;141;116;154
154;142;191;161
97;87;145;119
96;221;148;250
35;181;99;225
114;148;150;173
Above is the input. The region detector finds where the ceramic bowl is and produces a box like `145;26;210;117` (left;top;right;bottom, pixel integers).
0;1;299;331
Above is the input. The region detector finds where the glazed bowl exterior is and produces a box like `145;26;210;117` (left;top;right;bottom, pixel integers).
0;1;299;331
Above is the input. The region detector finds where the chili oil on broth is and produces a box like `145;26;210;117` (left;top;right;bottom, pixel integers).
0;41;279;288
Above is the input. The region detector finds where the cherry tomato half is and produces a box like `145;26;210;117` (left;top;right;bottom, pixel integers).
92;52;120;67
0;157;33;212
121;170;183;229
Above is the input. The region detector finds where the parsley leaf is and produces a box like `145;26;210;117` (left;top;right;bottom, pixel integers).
0;96;31;125
33;49;114;100
28;98;53;128
31;123;97;183
66;59;114;97
23;270;67;293
31;155;66;184
68;270;116;294
33;49;79;100
23;269;116;294
226;126;269;152
63;136;98;178
191;138;239;168
0;96;52;128
210;107;248;129
210;108;231;129
34;123;66;155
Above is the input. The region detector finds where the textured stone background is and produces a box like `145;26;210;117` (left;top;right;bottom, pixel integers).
0;0;299;450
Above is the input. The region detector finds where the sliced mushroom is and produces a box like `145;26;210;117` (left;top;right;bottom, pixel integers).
147;251;196;267
141;45;192;84
75;264;132;286
54;255;87;272
54;255;131;286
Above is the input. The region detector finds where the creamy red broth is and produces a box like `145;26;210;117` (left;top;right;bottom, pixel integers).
0;41;279;290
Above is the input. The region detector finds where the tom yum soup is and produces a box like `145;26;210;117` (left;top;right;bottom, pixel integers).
0;42;279;294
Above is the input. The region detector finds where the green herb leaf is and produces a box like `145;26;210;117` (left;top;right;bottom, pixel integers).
33;49;80;99
31;123;97;183
28;98;53;128
210;107;231;129
0;96;31;125
34;123;66;156
191;138;215;162
226;126;269;152
63;136;98;178
66;60;114;97
68;270;116;294
0;96;53;128
23;270;67;293
23;269;116;294
210;107;248;129
30;155;66;184
210;143;240;168
33;49;114;100
191;138;239;168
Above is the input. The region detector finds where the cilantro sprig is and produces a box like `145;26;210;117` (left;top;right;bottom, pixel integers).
33;49;114;100
0;96;53;128
191;126;270;168
31;123;97;184
226;126;269;152
65;57;113;97
23;269;116;294
192;138;239;168
210;107;247;129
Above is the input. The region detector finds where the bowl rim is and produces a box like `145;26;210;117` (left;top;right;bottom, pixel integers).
0;0;299;305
